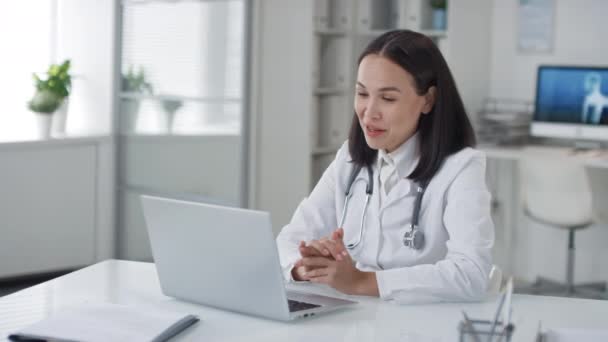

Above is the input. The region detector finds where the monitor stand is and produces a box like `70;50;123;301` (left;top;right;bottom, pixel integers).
573;140;602;152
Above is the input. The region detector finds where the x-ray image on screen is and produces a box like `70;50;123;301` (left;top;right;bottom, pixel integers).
535;66;608;125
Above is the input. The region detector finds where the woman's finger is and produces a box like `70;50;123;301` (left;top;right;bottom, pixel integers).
304;267;329;278
300;256;332;268
307;240;330;257
299;244;323;257
330;230;350;259
317;239;344;261
332;227;344;240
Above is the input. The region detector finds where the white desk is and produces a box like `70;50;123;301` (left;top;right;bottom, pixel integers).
1;260;607;341
479;144;608;278
481;144;608;168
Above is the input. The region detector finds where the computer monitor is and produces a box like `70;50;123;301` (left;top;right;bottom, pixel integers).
531;65;608;142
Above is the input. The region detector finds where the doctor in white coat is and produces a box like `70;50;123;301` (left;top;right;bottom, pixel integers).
276;30;494;304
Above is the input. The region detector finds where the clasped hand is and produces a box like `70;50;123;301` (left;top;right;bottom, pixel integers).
292;228;377;296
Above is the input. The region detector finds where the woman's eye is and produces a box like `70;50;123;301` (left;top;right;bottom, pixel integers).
356;92;368;97
382;97;396;102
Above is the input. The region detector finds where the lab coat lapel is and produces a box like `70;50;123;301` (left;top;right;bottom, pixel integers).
382;177;412;210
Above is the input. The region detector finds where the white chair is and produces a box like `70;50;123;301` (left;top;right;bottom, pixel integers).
518;153;606;298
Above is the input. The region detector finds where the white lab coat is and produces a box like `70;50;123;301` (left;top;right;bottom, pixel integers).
276;139;495;304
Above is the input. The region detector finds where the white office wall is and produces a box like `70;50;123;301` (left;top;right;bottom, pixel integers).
489;0;608;101
56;0;116;135
488;0;608;284
251;0;313;233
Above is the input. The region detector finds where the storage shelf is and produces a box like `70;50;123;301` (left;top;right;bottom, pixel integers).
314;87;347;96
357;29;391;37
307;0;490;189
312;145;341;156
315;28;349;37
358;29;447;39
419;29;448;38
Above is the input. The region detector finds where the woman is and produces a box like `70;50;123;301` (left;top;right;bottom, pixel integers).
276;30;494;304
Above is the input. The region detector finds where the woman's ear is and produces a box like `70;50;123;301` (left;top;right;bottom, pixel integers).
421;86;437;114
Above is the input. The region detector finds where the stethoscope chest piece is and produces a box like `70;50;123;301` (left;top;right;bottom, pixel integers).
403;224;425;250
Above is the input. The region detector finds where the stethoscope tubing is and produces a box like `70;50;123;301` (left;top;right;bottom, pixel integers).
341;163;427;250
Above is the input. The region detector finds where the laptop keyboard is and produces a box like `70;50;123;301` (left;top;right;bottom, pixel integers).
288;299;321;312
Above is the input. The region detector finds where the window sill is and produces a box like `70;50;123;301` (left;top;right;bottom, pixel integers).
0;134;112;150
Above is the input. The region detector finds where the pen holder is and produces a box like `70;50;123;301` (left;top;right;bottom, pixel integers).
458;319;515;342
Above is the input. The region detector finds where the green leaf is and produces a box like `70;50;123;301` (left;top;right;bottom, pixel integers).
32;59;72;99
28;89;62;114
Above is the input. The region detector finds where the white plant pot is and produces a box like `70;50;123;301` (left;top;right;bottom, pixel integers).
51;99;69;136
164;111;176;133
35;113;53;139
121;99;142;133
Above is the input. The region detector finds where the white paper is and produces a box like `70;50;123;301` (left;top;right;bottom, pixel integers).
543;328;608;342
9;302;199;342
518;0;555;52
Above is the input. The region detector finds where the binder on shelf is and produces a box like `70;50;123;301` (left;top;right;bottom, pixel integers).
317;95;349;148
396;0;420;31
357;0;373;31
317;37;349;88
328;0;351;30
314;0;330;31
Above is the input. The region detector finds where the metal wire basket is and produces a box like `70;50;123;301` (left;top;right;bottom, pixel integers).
476;98;534;146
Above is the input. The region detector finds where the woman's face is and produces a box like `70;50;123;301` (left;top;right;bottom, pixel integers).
354;54;435;153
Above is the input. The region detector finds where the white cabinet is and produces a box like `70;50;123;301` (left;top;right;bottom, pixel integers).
117;135;241;261
0;139;112;278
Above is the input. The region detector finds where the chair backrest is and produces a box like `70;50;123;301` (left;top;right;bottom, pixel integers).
519;151;593;228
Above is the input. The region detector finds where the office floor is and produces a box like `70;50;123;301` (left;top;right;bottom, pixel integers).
0;270;72;297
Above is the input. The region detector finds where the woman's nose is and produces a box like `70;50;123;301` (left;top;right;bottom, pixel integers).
364;99;381;120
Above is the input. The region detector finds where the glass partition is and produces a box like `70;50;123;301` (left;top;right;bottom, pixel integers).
116;0;247;261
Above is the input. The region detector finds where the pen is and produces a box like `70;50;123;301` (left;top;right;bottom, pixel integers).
487;291;506;342
8;334;48;342
495;277;514;342
535;321;544;342
503;277;514;326
461;310;482;342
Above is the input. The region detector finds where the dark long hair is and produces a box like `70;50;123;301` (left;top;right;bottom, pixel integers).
348;30;476;184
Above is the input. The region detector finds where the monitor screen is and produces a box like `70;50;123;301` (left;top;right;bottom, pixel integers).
532;65;608;141
535;65;608;125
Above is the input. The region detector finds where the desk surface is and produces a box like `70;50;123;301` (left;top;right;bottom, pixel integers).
1;260;607;341
480;144;608;168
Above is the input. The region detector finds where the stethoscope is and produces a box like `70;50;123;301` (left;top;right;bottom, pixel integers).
338;164;428;250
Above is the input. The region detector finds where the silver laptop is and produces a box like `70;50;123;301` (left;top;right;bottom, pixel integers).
141;195;357;321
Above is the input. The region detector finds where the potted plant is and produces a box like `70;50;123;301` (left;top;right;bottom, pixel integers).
27;60;71;138
121;66;154;133
430;0;447;31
